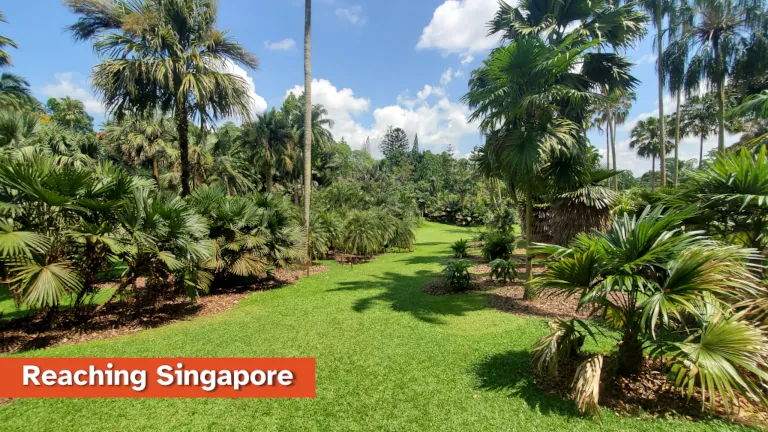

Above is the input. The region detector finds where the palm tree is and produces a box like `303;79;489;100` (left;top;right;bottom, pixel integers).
104;113;176;187
728;90;768;148
642;0;671;187
0;11;17;69
681;94;718;168
667;0;764;152
65;0;259;197
46;96;94;133
629;116;673;191
0;73;35;111
242;108;294;194
606;90;635;190
303;0;313;267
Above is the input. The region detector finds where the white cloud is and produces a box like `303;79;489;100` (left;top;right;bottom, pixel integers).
454;69;464;79
335;5;367;25
635;53;657;65
417;0;512;59
619;95;677;132
221;60;268;118
286;78;371;145
264;38;296;51
284;78;479;154
40;72;104;116
440;68;454;86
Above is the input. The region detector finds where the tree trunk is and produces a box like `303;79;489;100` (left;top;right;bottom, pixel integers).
304;0;313;275
717;76;726;152
152;157;161;190
656;3;667;188
610;115;618;191
523;193;535;300
651;155;656;192
175;103;190;197
617;328;643;376
265;141;273;194
605;119;611;170
699;134;704;169
674;92;681;187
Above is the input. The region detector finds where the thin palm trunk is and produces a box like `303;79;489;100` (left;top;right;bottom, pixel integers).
717;76;726;152
674;94;681;187
651;154;656;192
523;193;534;300
699;134;704;169
175;103;190;197
605;126;611;169
303;0;312;274
151;157;161;190
610;116;618;191
656;2;666;188
266;142;273;194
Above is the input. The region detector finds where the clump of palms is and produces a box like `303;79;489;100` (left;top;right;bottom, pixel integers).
629;116;673;191
529;206;768;415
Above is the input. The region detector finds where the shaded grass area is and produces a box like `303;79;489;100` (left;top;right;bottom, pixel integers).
0;285;115;321
0;222;749;431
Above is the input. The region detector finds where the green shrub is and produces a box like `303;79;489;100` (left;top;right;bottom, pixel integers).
489;258;520;282
450;239;469;258
443;260;473;291
481;231;515;261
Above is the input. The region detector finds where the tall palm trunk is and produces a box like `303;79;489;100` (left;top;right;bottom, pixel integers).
303;0;313;272
656;1;667;188
266;142;273;194
610;114;618;190
175;102;190;197
674;94;681;187
523;193;534;300
651;154;656;192
605;123;611;169
717;76;726;152
699;134;704;169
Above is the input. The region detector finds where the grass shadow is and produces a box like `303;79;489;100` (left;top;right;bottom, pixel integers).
332;270;490;325
473;349;579;417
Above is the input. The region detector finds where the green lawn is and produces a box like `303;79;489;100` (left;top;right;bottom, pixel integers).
0;222;746;431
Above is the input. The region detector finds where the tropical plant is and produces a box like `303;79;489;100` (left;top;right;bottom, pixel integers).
303;0;314;270
104;112;176;187
481;230;515;262
642;0;671;187
729;90;768;148
0;73;36;112
0;10;17;69
489;258;520;282
66;0;259;196
242;108;295;194
681;94;718;168
629;116;673;191
450;239;469;258
442;259;473;292
46;96;94;133
529;206;768;415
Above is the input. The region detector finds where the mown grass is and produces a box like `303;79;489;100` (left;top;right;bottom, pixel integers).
0;222;749;431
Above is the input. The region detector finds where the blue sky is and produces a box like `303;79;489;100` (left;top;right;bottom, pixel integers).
1;0;740;175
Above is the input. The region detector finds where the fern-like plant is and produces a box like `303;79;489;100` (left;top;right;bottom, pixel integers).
450;239;469;258
489;258;520;282
443;260;473;292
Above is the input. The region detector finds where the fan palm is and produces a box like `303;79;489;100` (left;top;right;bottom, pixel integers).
530;206;768;415
65;0;259;196
104;113;176;187
629;116;673;191
681;94;718;168
46;96;94;133
0;73;36;112
242;108;294;193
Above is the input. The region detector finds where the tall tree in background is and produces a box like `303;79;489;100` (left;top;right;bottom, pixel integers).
105;112;176;187
303;0;312;268
643;0;669;187
681;94;718;168
46;97;94;133
362;136;371;155
411;133;420;163
65;0;259;196
629;116;672;191
380;126;409;166
242;108;294;194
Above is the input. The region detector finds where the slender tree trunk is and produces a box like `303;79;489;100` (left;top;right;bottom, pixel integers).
674;93;681;187
656;4;667;188
651;155;656;192
699;134;704;169
717;76;726;152
266;147;273;194
151;157;161;190
304;0;313;275
610;116;618;191
224;178;232;196
523;193;534;300
617;328;643;376
606;120;611;170
175;103;190;197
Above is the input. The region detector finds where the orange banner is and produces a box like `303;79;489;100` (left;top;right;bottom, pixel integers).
0;358;316;398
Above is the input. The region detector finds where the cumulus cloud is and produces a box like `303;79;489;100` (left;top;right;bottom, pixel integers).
284;78;479;154
440;68;454;86
264;38;296;51
417;0;512;59
335;5;367;25
40;72;104;116
221;60;268;118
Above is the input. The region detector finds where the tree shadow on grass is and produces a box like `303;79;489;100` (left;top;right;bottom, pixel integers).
473;350;579;417
332;270;489;324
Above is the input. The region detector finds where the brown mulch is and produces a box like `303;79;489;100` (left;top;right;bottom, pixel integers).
0;265;327;355
484;280;589;320
535;356;768;427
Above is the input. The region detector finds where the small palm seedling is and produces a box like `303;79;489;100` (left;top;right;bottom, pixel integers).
443;260;473;292
450;239;469;258
481;230;515;262
489;258;520;283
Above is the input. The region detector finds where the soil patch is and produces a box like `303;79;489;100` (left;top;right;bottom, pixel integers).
0;266;327;354
484;280;588;320
534;356;768;427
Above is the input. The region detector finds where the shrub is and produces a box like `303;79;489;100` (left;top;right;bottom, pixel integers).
450;239;469;258
489;258;520;282
481;230;515;262
443;260;473;291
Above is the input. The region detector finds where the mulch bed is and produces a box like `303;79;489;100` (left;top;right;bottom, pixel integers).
534;356;768;427
0;265;327;355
